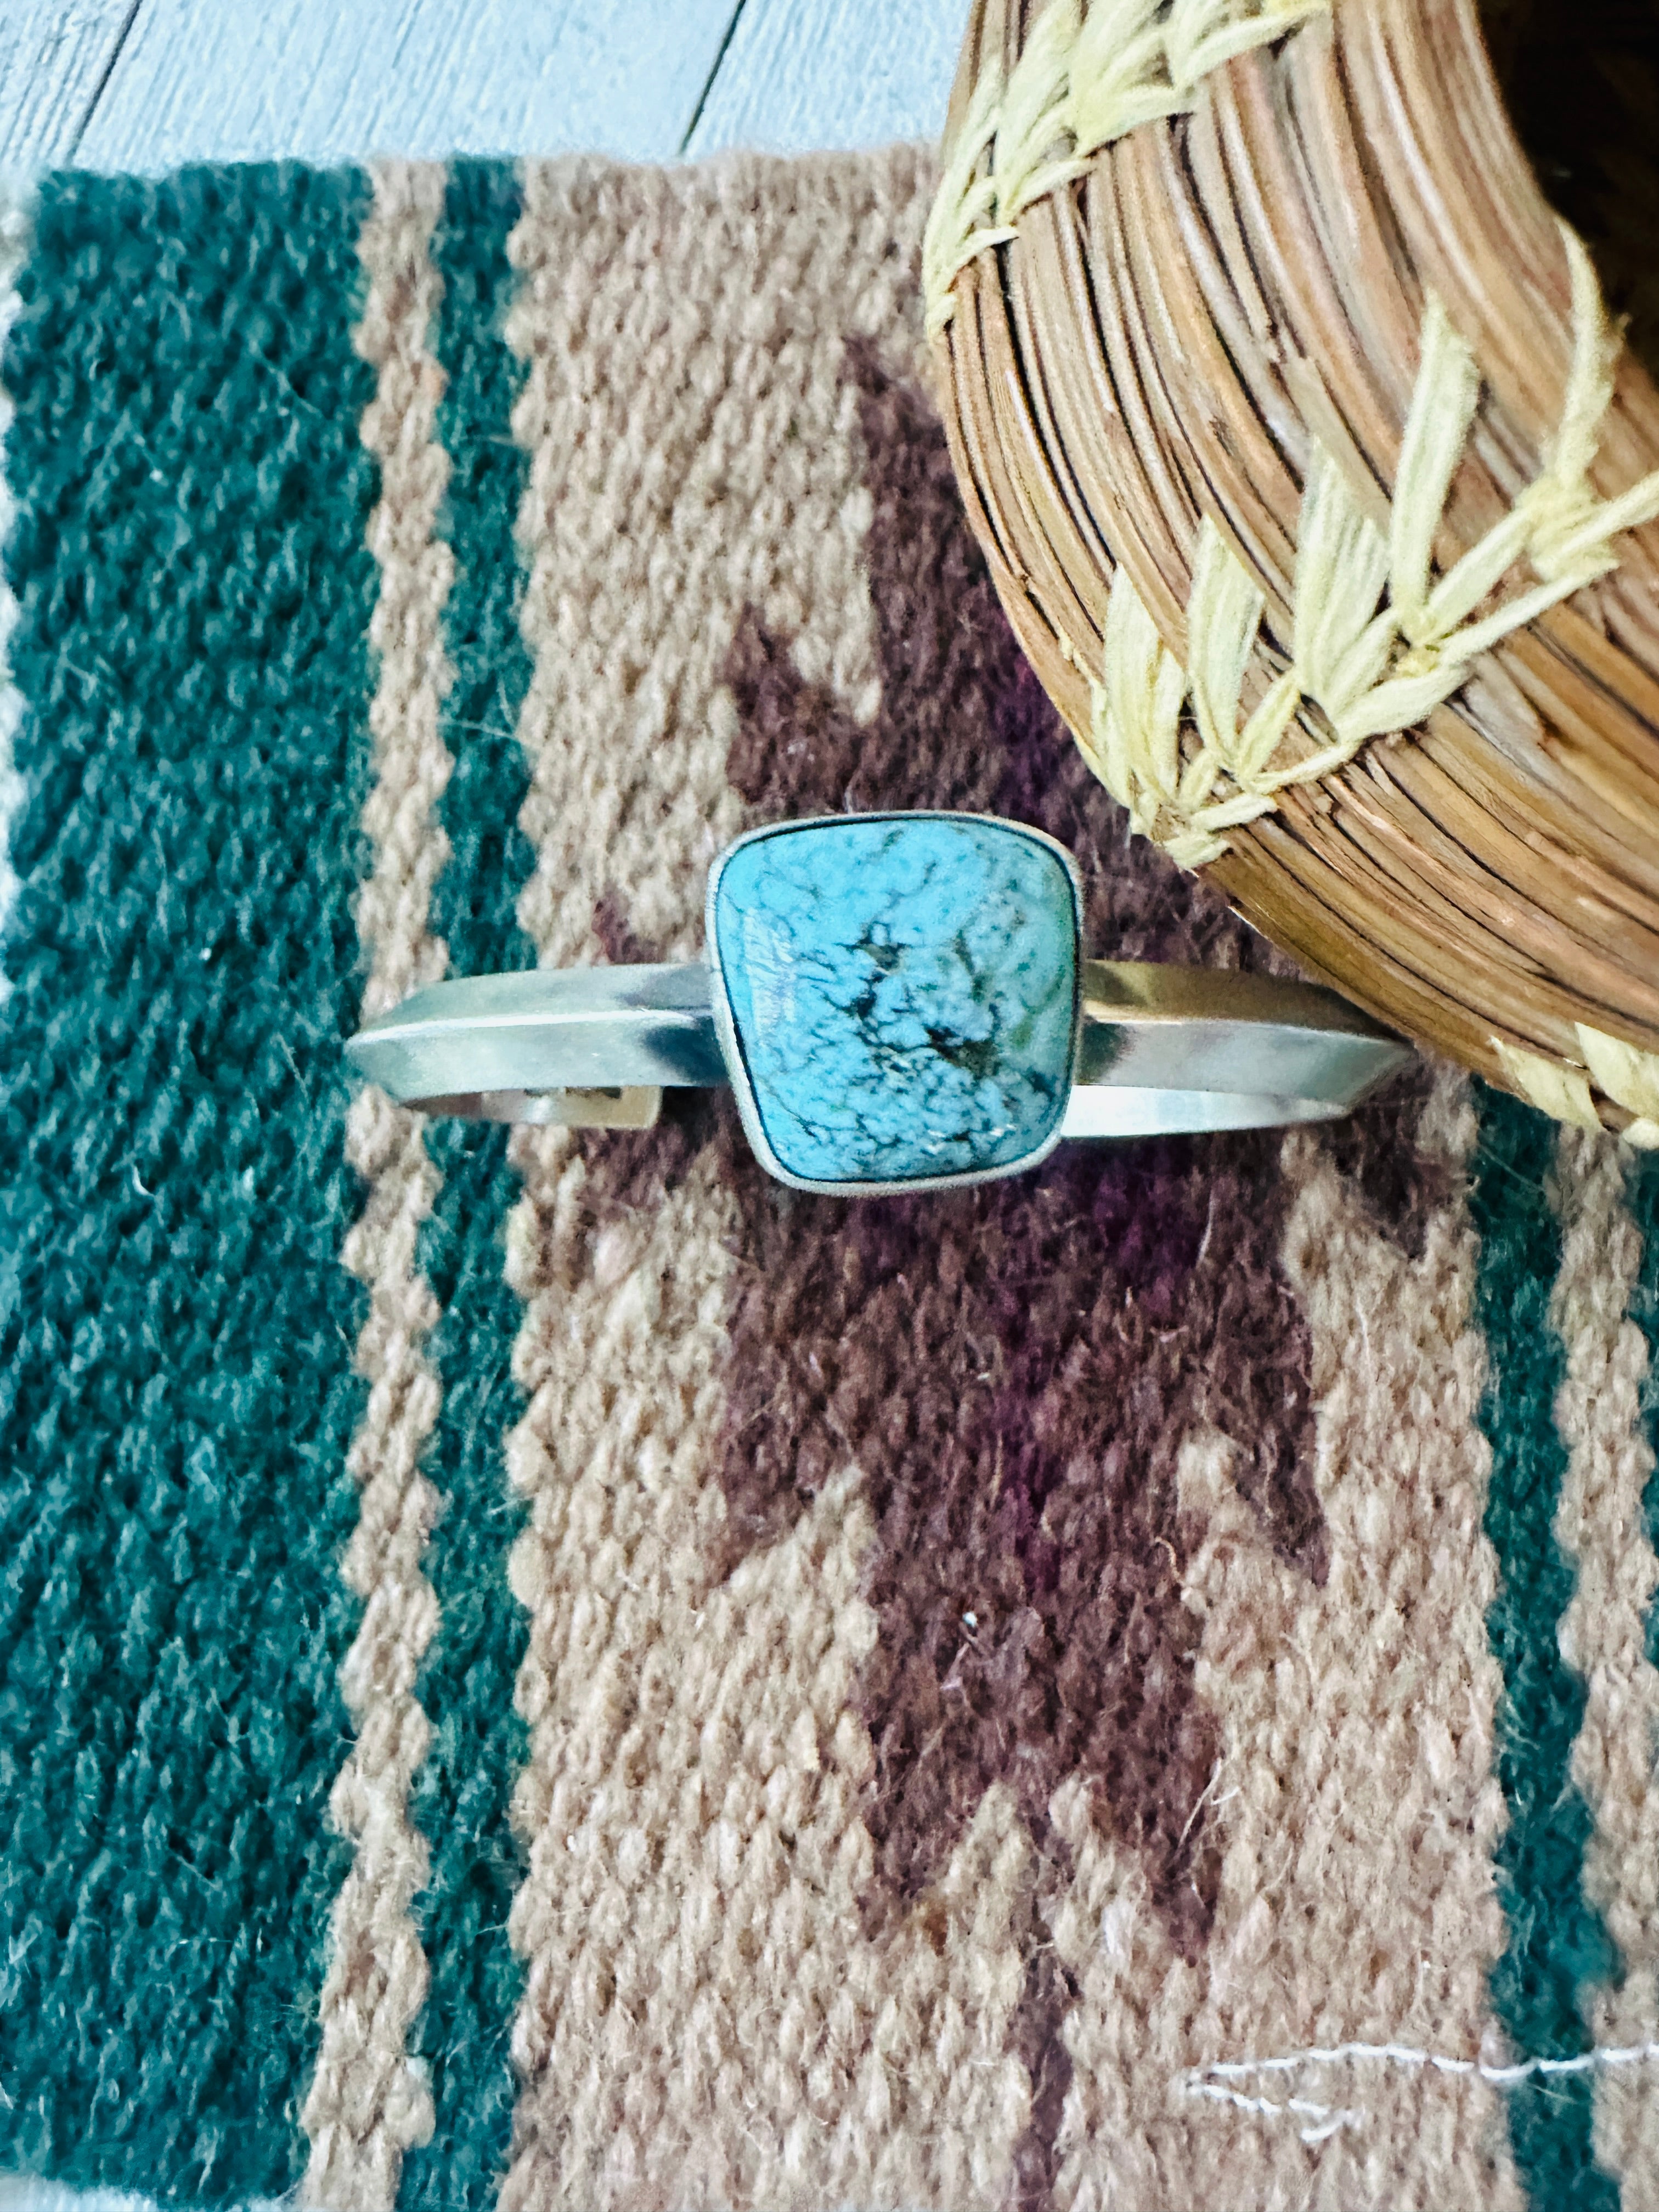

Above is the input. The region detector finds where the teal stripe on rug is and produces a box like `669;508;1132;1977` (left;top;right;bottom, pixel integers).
400;157;537;2212
0;168;377;2202
1469;1084;1620;2209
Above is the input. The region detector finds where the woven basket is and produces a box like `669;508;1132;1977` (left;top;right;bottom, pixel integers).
927;0;1659;1141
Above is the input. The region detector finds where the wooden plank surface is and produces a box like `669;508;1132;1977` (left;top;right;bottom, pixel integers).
686;0;962;155
0;0;134;170
2;0;966;175
72;0;743;172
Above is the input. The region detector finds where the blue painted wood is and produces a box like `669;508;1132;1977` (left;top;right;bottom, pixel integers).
0;1;135;170
72;0;744;171
4;0;964;174
685;0;962;155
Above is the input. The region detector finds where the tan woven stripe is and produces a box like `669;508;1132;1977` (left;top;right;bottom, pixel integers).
495;153;1040;2202
501;1143;844;2200
1050;1073;1523;2208
301;159;454;2212
505;154;908;969
499;1129;1033;2205
1549;1130;1659;2202
351;159;456;1028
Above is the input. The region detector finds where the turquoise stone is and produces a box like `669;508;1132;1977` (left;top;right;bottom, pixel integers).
712;816;1078;1186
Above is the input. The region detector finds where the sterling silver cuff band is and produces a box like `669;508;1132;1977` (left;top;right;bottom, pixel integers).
345;813;1410;1194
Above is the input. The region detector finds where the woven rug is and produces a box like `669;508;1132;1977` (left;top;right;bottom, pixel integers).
2;152;1658;2212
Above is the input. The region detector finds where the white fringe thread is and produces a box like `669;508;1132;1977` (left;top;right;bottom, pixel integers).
1180;2036;1659;2149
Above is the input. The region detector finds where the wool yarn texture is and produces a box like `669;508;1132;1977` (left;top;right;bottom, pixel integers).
2;152;1658;2212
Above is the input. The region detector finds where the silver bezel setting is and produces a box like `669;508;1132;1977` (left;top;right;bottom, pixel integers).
704;811;1085;1197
